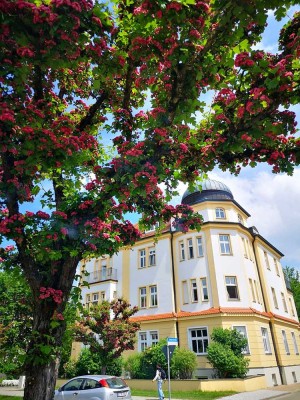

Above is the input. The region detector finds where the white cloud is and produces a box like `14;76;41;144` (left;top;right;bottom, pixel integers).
209;168;300;271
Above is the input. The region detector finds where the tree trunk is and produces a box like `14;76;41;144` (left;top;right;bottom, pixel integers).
24;358;58;400
23;301;66;400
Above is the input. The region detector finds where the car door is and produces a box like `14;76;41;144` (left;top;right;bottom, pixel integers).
56;377;85;399
78;378;105;400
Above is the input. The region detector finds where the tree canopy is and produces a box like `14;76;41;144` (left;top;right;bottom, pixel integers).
73;298;140;374
0;1;299;399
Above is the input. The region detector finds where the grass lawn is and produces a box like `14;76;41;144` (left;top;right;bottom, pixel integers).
0;388;237;400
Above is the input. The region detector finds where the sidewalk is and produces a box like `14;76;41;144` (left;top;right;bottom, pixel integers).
0;382;299;399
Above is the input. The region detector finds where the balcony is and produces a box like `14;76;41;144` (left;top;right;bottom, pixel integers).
83;268;117;284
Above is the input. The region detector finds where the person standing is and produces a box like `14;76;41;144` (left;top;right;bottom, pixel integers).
152;364;165;400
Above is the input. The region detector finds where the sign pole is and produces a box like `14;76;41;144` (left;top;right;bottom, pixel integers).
167;342;171;400
166;337;178;400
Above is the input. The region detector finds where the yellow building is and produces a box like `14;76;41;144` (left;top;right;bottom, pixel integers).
72;179;300;386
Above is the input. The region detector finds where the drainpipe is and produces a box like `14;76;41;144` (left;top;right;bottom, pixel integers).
170;229;179;345
251;230;283;385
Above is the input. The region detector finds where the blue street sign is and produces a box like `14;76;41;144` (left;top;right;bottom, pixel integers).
167;337;178;346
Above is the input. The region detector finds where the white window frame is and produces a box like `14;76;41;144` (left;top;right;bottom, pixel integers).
291;332;299;355
188;327;209;355
139;249;146;268
92;292;99;305
281;292;288;312
225;276;239;300
182;280;189;304
273;258;280;276
238;214;244;224
219;234;232;255
249;278;256;302
150;285;158;307
139;332;148;352
139;287;147;308
150;331;159;346
138;330;159;352
187;238;194;259
215;207;226;219
282;330;290;355
232;325;250;354
149;247;156;266
289;297;296;317
196;236;204;257
200;277;209;301
179;241;185;261
261;327;272;354
264;251;270;270
242;238;248;258
271;287;279;309
191;279;198;302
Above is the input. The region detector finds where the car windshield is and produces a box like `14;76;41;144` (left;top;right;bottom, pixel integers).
105;377;127;389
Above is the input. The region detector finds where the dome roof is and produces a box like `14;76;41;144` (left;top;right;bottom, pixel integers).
182;179;233;205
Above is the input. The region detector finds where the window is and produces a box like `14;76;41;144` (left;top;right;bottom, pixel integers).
273;258;280;276
215;208;225;219
189;327;209;354
92;293;99;305
281;292;288;312
86;294;92;309
254;280;261;304
271;287;278;309
188;238;194;259
182;281;189;304
242;238;248;258
261;327;272;354
264;251;270;270
179;241;185;261
138;330;159;352
150;331;159;346
219;234;231;254
249;279;256;302
149;247;156;266
200;277;209;301
113;291;117;299
196;237;204;257
225;276;239;300
139;249;146;268
291;332;299;355
191;279;198;302
150;285;158;307
289;297;296;317
282;330;290;355
233;326;250;354
238;214;244;224
101;265;107;281
139;332;148;352
139;287;147;308
100;291;105;301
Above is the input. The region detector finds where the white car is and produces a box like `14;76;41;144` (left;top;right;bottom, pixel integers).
54;375;132;400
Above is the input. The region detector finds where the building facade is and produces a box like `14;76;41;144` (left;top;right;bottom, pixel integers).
72;179;300;386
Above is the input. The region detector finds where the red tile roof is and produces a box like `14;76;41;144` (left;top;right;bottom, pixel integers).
130;307;300;327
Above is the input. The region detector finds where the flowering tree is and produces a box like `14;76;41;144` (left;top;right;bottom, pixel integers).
73;298;140;374
0;0;299;399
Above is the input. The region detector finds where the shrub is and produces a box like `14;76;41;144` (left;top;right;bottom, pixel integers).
207;328;249;378
170;348;197;379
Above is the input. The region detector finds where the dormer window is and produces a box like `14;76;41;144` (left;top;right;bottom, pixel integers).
215;208;225;219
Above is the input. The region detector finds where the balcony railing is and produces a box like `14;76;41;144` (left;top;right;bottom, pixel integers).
83;268;117;284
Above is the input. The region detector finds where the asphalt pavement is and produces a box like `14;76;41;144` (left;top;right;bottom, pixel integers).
0;382;299;399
